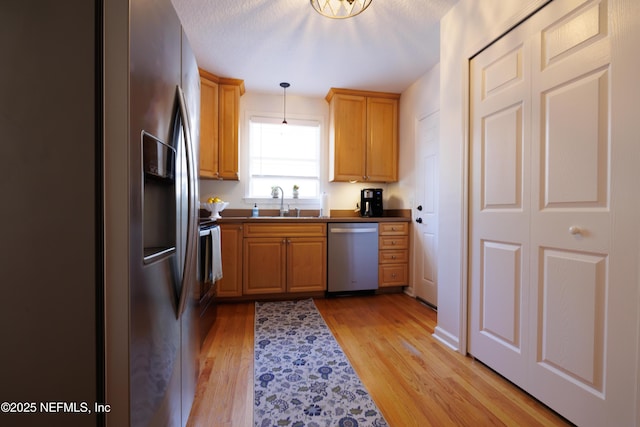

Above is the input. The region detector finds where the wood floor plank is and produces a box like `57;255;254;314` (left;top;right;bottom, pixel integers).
187;294;571;427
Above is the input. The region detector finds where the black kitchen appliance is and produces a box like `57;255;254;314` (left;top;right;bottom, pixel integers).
360;188;383;217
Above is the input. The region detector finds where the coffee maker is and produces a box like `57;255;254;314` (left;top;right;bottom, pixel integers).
360;188;383;217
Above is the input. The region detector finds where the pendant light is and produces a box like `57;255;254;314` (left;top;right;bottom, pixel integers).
280;82;290;125
310;0;373;19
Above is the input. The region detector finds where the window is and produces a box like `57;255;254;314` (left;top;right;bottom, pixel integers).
248;116;321;199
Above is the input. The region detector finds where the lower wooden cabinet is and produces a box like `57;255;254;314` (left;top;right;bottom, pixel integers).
215;224;243;297
243;237;286;294
243;223;327;295
378;222;409;287
216;220;408;297
287;237;327;292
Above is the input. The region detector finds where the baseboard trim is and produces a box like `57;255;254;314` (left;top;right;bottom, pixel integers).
433;326;460;352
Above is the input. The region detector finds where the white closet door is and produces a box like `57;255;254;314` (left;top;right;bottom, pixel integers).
469;18;533;389
470;0;638;425
528;0;619;424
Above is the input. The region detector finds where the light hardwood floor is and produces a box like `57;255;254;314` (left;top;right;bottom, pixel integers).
187;294;572;426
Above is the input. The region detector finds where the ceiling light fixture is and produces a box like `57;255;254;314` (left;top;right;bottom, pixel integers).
310;0;373;19
280;82;290;125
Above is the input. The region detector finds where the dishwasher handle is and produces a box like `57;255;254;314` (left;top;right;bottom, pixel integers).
330;227;378;234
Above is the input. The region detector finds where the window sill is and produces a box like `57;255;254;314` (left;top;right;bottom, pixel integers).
243;197;320;207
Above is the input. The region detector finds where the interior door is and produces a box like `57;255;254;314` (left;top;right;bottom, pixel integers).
526;0;613;422
469;18;532;387
414;112;439;306
469;0;638;425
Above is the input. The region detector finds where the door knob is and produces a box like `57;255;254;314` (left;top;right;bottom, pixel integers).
417;205;423;211
416;218;423;224
568;226;582;235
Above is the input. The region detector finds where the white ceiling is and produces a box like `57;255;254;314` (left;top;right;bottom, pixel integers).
172;0;458;97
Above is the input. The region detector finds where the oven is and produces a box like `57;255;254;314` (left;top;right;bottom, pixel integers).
198;222;219;344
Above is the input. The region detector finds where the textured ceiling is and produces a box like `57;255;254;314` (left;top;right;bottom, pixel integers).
172;0;458;97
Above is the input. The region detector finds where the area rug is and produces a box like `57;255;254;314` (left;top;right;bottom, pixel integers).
254;299;388;427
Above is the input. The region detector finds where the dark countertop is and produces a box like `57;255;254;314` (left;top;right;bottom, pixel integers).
215;216;410;224
200;209;411;226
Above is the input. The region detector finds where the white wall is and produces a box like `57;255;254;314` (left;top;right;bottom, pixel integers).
199;91;394;212
388;63;440;295
435;0;550;351
388;63;440;208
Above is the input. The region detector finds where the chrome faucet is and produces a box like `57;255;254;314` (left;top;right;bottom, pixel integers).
275;186;288;216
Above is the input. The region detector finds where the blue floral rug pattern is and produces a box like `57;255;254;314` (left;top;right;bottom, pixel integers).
254;299;388;427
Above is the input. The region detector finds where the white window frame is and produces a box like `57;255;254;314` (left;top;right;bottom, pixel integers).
243;113;324;206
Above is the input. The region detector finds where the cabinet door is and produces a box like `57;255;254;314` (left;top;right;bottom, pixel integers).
199;77;219;178
330;93;366;182
367;97;398;182
243;238;286;294
379;264;408;287
216;224;242;297
218;83;240;180
287;237;326;292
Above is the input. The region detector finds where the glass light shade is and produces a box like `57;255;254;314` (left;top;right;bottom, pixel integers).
310;0;373;19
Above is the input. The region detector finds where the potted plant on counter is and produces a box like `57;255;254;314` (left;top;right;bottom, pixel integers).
292;185;299;198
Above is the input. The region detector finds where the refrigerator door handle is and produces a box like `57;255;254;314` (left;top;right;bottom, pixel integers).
176;85;197;318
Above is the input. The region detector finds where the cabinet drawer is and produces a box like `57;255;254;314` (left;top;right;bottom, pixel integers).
243;223;326;238
379;222;408;235
378;235;409;250
379;264;408;286
379;249;408;264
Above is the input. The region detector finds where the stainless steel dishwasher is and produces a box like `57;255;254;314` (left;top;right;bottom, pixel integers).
328;223;379;293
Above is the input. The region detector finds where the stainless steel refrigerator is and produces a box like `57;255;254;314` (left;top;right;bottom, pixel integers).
0;1;200;426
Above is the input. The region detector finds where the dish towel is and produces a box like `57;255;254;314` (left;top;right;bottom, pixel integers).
209;226;223;282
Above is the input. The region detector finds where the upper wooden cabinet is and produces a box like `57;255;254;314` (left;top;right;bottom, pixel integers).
326;88;400;182
199;76;219;178
199;68;244;180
